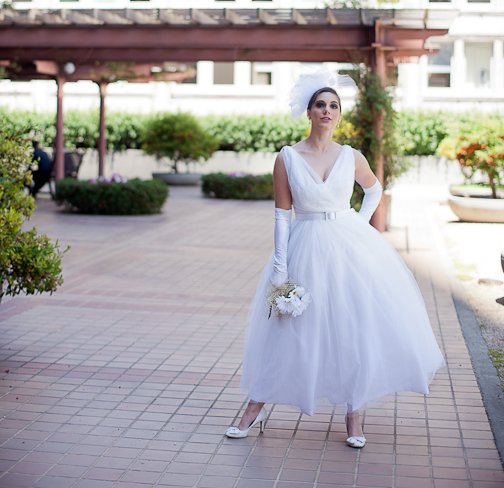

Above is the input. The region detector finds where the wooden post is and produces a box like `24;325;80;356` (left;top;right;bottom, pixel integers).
370;20;387;232
54;75;65;181
98;81;108;177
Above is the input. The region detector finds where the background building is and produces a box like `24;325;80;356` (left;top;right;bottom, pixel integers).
1;0;503;114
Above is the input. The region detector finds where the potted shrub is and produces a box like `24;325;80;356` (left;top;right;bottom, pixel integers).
141;112;218;186
439;126;504;223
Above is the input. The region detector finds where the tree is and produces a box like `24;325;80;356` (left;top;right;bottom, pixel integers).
141;113;218;174
0;127;67;303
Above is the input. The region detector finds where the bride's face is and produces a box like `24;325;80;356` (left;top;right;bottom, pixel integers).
307;92;341;129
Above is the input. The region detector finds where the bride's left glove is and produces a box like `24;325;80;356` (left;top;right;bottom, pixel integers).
359;179;382;222
270;208;292;287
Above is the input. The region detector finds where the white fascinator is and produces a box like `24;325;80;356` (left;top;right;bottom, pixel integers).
289;67;357;118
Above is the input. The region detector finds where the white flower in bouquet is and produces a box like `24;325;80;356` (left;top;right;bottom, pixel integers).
268;280;311;319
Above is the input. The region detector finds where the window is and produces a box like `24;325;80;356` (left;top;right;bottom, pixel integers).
427;43;452;88
213;62;234;85
251;63;272;85
181;63;197;84
428;43;452;66
465;43;492;88
428;73;451;88
467;0;491;3
428;0;451;2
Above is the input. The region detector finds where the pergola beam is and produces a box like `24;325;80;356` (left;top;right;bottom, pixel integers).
326;8;338;25
191;9;219;25
224;9;247;25
0;26;381;54
159;10;187;25
63;10;102;25
292;10;307;25
0;48;375;64
258;9;276;25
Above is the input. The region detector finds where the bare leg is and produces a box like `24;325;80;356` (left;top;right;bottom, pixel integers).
237;399;265;430
346;407;364;437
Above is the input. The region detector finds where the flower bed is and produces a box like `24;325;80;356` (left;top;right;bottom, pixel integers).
201;172;273;200
55;176;168;215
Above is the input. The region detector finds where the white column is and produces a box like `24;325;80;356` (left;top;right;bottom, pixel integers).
397;62;422;109
272;61;295;113
197;61;213;87
235;61;251;87
451;39;466;93
419;55;429;97
152;81;169;113
491;39;504;93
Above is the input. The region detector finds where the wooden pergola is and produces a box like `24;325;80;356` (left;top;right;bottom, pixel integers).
0;7;455;230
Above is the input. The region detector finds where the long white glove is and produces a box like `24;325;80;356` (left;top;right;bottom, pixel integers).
359;179;382;222
270;208;291;287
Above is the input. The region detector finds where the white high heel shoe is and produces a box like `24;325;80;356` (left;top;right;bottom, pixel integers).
345;414;366;448
225;406;267;438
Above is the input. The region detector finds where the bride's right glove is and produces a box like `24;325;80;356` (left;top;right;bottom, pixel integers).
270;208;291;287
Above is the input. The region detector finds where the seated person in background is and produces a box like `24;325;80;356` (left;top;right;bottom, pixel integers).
30;140;53;197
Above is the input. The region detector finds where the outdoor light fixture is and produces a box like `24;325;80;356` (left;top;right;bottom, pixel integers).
63;62;76;75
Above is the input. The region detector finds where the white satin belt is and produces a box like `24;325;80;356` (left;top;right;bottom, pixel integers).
294;208;355;221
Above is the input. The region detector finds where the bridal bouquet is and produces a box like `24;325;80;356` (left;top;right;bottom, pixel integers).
267;280;311;319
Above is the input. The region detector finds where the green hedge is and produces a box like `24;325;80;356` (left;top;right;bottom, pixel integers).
55;178;168;215
0;109;146;151
3;108;503;158
201;114;308;153
201;173;274;200
396;111;449;156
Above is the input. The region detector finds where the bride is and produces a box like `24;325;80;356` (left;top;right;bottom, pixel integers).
225;71;445;448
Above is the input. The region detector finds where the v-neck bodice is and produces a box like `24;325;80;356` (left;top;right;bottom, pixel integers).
280;144;355;213
290;145;348;185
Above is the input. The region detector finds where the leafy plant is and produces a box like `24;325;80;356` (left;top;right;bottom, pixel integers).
455;139;504;198
438;117;504;198
55;177;168;215
0;126;67;303
201;173;273;200
348;67;408;189
142;113;218;173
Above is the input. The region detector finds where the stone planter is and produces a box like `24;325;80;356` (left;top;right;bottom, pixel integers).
449;184;504;199
152;172;201;186
447;195;504;223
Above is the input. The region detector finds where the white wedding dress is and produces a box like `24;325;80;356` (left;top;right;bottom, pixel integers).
240;145;445;415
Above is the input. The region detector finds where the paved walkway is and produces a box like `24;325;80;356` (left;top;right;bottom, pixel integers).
0;183;502;488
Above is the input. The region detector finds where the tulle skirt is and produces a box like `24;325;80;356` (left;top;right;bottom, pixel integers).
240;210;445;415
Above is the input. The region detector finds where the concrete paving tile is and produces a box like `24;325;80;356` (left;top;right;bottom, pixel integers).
0;473;40;487
0;184;500;488
34;474;79;488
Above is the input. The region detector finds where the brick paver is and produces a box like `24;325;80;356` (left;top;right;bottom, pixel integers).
0;184;502;488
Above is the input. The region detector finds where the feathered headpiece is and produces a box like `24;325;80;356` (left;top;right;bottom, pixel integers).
289;68;357;118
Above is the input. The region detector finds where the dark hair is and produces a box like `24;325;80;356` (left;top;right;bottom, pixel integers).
32;140;40;149
307;87;341;112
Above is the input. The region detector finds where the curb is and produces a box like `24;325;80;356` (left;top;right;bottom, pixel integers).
451;277;504;468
